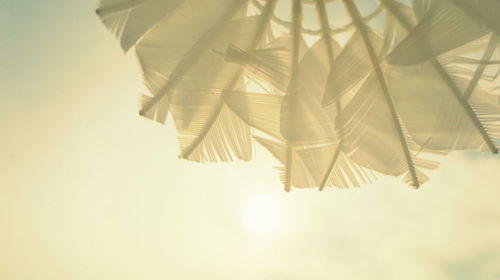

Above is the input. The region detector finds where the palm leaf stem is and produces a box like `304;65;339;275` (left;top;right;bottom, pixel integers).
343;0;420;187
284;0;303;192
315;0;345;191
464;35;498;99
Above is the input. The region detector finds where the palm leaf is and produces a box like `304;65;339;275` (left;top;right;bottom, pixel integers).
176;0;278;161
341;0;423;187
388;0;499;65
98;0;500;191
382;0;499;154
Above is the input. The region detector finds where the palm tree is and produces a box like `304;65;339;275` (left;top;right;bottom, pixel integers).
97;0;500;191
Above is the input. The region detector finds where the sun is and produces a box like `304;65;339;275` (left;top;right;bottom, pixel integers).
241;194;284;235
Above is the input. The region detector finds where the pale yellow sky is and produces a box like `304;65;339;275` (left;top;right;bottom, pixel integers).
1;1;500;280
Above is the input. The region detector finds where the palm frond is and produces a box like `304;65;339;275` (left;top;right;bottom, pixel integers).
98;0;500;191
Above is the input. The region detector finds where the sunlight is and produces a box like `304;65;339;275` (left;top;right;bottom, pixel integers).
242;194;284;235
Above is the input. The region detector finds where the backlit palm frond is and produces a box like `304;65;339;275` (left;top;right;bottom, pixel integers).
98;0;500;191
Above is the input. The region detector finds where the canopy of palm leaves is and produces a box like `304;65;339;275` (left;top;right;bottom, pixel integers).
97;0;500;191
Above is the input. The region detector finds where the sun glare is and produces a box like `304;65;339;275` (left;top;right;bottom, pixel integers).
242;194;284;235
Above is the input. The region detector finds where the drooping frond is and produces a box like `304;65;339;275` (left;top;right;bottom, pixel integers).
176;0;278;161
98;0;500;191
342;0;423;187
382;0;499;154
169;92;252;162
137;1;250;117
97;0;184;51
387;0;498;65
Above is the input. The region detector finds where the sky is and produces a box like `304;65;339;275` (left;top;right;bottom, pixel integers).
1;1;500;280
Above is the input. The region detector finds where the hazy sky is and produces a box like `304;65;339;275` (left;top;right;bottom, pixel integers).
1;1;500;280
